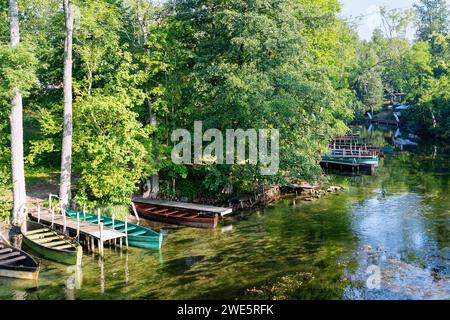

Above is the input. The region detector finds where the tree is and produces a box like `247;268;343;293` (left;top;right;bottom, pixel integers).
167;0;352;189
414;0;449;41
8;0;26;226
59;0;74;209
379;6;414;39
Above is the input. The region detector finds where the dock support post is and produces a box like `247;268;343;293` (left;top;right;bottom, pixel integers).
112;213;116;247
99;222;104;257
125;216;128;250
97;208;101;225
83;204;86;221
76;211;80;240
91;237;95;254
51;208;55;228
37;204;41;223
48;193;52;210
86;235;91;252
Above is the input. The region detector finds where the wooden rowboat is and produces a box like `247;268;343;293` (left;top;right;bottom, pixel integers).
321;154;379;166
0;242;39;280
133;201;219;229
65;210;164;250
21;220;82;266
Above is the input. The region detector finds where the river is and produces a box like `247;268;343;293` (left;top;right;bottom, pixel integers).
0;128;448;300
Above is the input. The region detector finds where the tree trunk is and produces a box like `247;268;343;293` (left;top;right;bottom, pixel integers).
139;12;159;199
9;0;27;226
59;0;74;209
430;108;437;128
143;106;159;199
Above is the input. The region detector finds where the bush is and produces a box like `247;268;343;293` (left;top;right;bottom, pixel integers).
0;166;11;222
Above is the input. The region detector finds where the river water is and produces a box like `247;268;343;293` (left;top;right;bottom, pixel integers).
0;129;448;300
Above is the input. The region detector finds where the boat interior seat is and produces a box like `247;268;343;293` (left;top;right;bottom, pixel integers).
113;222;125;228
0;251;21;260
117;226;137;233
52;244;74;250
45;240;69;247
129;230;147;236
0;255;26;265
0;248;13;254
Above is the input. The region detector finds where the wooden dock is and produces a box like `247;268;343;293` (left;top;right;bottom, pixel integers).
132;198;233;216
28;208;126;255
320;159;376;175
371;119;399;127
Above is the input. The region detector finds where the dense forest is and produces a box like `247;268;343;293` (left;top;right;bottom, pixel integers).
0;0;449;223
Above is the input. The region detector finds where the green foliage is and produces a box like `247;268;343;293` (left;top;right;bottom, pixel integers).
166;0;352;188
73;93;153;206
0;165;11;221
0;44;39;101
414;0;449;41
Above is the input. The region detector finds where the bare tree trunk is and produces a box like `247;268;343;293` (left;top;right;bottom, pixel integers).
59;0;74;209
9;0;26;226
138;8;159;199
430;108;437;128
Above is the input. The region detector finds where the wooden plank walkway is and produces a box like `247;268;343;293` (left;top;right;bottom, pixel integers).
28;209;125;241
133;198;233;216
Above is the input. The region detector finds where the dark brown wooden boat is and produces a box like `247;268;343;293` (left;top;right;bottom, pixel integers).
0;242;39;280
133;201;219;229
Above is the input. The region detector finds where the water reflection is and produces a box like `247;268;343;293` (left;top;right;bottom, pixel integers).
344;192;449;299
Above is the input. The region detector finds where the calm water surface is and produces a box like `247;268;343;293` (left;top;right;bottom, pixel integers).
1;130;449;299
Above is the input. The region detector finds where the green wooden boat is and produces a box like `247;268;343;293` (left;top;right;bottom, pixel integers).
66;210;163;250
321;154;379;166
381;146;394;154
21;220;82;266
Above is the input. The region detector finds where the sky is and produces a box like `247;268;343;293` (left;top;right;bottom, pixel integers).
340;0;419;40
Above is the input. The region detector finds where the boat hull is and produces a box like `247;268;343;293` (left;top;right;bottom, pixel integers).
128;233;163;249
321;155;379;166
134;202;219;229
139;212;218;229
0;242;40;280
22;236;80;265
22;221;82;266
0;269;39;280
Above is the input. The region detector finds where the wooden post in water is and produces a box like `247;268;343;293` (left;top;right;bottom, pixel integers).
99;222;104;257
91;237;95;254
37;204;41;223
76;211;80;240
125;216;128;250
130;202;139;223
112;212;116;247
86;235;90;252
51;208;55;228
